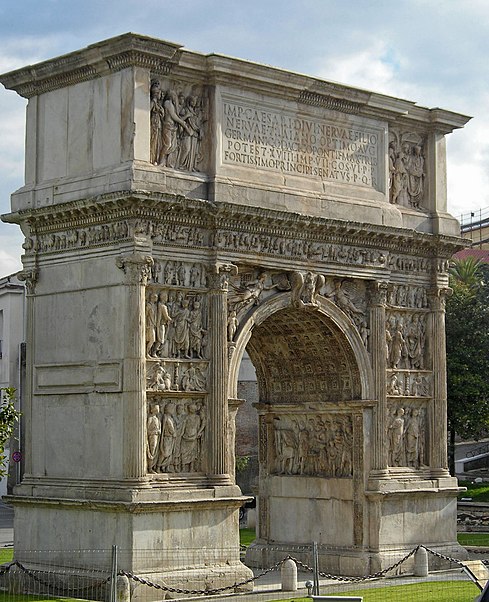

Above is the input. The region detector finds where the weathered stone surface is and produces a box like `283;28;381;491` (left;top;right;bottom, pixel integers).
0;33;470;582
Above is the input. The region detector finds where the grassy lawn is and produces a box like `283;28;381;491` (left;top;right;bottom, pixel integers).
0;548;13;564
458;479;489;502
0;597;81;602
458;531;489;546
268;581;478;601
239;528;255;547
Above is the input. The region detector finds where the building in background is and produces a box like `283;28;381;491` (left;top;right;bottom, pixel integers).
0;273;25;496
460;207;489;251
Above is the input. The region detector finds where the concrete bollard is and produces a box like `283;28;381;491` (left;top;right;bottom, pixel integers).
414;546;429;577
117;574;131;602
247;508;256;530
281;558;298;591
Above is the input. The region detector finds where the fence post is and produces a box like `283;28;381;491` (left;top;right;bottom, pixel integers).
312;541;320;596
281;558;298;591
110;544;118;602
414;546;429;577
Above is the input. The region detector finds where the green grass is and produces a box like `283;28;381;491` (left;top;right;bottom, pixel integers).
458;479;489;502
0;597;81;602
0;548;13;564
239;528;256;547
458;531;489;546
268;580;478;601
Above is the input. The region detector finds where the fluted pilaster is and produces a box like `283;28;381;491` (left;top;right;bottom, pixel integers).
369;281;389;475
116;252;153;479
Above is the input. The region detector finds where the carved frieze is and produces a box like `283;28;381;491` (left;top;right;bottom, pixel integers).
147;360;208;393
387;285;428;309
271;413;353;477
150;79;207;172
387;403;427;469
146;398;206;474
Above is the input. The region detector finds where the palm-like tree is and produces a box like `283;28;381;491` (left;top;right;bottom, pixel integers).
449;256;484;293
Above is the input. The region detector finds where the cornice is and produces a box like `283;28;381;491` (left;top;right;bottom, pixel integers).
2;190;465;259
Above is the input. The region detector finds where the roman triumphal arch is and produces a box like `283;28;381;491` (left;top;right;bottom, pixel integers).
1;33;469;588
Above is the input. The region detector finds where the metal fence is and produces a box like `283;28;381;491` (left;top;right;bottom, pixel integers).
0;543;486;602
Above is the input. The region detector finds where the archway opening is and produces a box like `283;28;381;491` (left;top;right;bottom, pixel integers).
234;305;367;567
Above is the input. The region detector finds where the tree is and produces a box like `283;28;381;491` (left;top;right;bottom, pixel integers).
0;388;21;478
446;258;489;475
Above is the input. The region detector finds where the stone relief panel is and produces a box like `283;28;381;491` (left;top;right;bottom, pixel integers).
147;360;208;392
387;371;432;398
385;311;427;370
150;79;208;172
388;130;426;210
387;285;428;309
150;260;207;288
146;398;206;474
146;288;208;360
271;413;353;477
387;403;427;469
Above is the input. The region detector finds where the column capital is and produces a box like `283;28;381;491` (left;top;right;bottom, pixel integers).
369;281;389;307
208;262;238;292
18;268;39;295
428;287;452;310
116;253;153;285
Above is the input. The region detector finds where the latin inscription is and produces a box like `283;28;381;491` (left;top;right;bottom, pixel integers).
222;100;381;188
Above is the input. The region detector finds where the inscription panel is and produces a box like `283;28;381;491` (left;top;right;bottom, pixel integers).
221;95;384;190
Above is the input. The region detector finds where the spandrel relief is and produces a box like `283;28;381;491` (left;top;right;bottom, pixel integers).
387;371;431;397
146;399;206;473
386;311;426;370
272;414;353;477
290;271;325;308
150;79;207;173
389;131;426;210
387;403;427;469
146;288;208;360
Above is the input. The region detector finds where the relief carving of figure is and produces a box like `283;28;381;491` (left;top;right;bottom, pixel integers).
180;403;206;472
188;299;205;358
227;309;239;342
145;292;159;357
146;404;161;473
160;91;193;168
290;271;325;308
172;298;191;358
150;80;164;165
326;279;364;326
181;365;206;392
228;272;277;315
389;132;425;209
404;407;422;468
388;407;405;466
177;94;204;171
156;292;172;356
147;362;172;391
157;402;177;472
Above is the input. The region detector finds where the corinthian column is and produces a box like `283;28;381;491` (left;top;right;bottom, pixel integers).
207;263;237;483
116;252;153;480
369;281;389;476
428;287;451;476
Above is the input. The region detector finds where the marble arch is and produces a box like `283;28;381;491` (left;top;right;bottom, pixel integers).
0;33;469;590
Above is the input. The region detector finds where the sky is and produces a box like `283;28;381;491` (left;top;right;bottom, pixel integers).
0;0;488;277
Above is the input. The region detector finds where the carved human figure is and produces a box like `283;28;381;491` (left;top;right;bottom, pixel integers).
156;292;172;356
189;263;201;288
177;94;203;172
180;403;205;471
390;319;406;369
405;408;421;467
407;145;424;207
157;402;177;472
274;426;296;474
387;373;401;396
176;262;186;287
227;309;238;342
228;272;275;314
147;404;161;473
181;365;206;391
327;280;364;324
388;407;405;466
388;143;396;203
172;298;191;358
149;80;164;165
145;292;159;357
148;362;172;391
189;299;204;358
171;403;186;471
159;91;192;168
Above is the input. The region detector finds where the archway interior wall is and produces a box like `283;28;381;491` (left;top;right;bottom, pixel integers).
243;306;368;550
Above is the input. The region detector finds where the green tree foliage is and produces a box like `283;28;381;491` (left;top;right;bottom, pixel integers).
446;258;489;475
0;388;21;478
